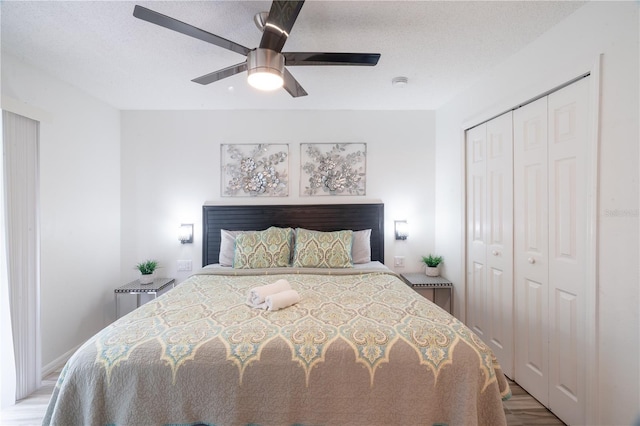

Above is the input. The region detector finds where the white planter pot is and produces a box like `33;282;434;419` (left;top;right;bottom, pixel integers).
139;273;154;284
425;266;440;277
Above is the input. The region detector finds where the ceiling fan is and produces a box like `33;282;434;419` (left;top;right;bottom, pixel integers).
133;1;381;97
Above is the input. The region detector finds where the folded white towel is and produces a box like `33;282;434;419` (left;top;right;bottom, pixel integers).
246;279;291;308
265;289;301;311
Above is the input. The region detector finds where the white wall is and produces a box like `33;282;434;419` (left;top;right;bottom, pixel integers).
2;52;436;376
120;110;435;283
434;2;639;424
1;54;121;372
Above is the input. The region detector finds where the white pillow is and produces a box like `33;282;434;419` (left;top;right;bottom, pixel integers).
219;229;245;267
351;229;371;264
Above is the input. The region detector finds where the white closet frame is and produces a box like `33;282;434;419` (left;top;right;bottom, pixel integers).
459;55;601;425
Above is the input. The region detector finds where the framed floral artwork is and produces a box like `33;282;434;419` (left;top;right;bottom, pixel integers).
300;143;366;196
221;144;288;197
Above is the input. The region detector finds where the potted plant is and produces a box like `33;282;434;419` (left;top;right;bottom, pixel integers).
135;260;158;284
421;254;443;277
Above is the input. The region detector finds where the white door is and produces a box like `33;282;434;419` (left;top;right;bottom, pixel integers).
547;78;589;426
514;97;549;406
466;124;488;341
514;77;590;424
466;113;514;378
485;112;514;378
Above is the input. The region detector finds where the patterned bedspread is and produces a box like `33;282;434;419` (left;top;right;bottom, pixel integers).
43;267;510;426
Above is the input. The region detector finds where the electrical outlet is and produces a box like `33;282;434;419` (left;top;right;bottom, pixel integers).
394;256;405;267
177;260;192;271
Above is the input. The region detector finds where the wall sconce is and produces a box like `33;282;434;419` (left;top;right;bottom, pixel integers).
178;224;194;244
394;220;408;240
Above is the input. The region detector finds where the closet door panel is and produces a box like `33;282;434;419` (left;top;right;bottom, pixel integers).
485;112;514;377
514;97;549;406
524;278;545;374
488;267;508;357
466;124;487;338
547;77;589;426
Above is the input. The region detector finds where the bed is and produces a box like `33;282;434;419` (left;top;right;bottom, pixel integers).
44;203;510;426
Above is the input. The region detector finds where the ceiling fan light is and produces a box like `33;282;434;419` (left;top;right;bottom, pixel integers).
247;49;285;91
248;70;283;91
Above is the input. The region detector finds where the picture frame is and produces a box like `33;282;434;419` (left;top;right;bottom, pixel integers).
221;143;289;197
300;143;366;196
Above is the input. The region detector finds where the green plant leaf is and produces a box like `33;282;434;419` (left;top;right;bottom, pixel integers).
135;260;158;274
421;254;443;267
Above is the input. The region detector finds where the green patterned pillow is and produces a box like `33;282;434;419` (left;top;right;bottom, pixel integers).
292;228;353;268
233;227;294;269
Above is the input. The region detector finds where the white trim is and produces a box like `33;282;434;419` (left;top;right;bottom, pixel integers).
457;126;467;323
41;343;81;378
1;96;50;123
583;54;602;426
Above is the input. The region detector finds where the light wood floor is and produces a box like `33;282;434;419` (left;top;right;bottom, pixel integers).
503;379;566;426
1;370;565;426
0;369;60;426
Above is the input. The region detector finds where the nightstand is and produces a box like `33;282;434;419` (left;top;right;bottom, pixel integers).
115;277;175;319
400;273;453;314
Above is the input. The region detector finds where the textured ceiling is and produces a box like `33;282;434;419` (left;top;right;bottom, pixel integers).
1;1;585;110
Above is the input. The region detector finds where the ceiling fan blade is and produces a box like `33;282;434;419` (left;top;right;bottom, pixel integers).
192;62;248;85
282;68;308;98
133;5;251;56
284;52;381;66
259;1;304;53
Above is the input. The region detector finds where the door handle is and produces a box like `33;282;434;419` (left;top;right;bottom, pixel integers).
528;257;536;264
492;250;500;256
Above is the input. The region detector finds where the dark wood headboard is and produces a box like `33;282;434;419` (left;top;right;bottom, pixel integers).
202;203;384;266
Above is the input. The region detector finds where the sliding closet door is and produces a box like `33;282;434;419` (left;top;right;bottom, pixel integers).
546;77;589;425
466;112;513;378
514;97;549;406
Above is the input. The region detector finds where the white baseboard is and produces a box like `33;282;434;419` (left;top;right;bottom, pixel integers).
41;344;80;378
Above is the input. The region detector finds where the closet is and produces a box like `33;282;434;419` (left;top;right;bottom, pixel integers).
466;76;591;425
466;111;514;378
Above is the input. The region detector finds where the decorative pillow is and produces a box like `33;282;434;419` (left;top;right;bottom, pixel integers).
352;229;372;264
233;227;294;269
219;229;245;267
293;228;353;268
